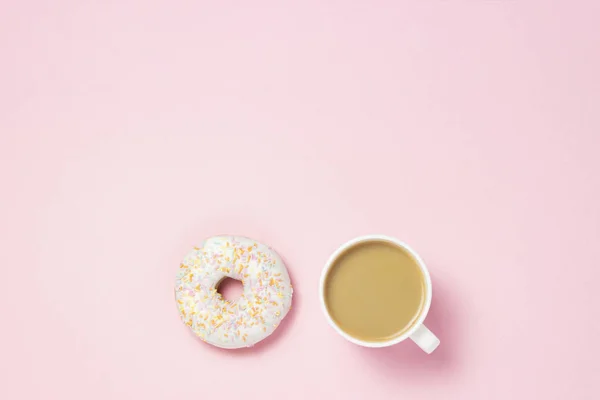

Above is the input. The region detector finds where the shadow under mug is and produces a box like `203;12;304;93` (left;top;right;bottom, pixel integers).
319;234;440;354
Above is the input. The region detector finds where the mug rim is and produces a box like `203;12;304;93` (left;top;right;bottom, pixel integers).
319;234;433;348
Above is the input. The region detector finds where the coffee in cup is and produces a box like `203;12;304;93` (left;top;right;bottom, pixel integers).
320;235;439;353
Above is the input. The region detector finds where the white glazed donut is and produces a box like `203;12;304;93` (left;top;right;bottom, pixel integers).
175;236;293;348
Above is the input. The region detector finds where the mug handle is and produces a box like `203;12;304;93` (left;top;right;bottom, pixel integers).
410;324;440;354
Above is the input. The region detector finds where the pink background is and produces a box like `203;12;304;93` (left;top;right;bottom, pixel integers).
1;1;600;399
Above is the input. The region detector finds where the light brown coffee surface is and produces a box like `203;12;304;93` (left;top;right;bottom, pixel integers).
324;240;426;342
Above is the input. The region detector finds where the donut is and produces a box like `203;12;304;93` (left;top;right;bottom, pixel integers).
175;236;293;348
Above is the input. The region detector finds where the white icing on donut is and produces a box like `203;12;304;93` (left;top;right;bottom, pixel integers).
175;236;293;348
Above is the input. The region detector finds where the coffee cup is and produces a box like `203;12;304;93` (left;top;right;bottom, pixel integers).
319;235;440;353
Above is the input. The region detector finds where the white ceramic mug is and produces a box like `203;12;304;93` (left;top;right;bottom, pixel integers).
319;235;440;353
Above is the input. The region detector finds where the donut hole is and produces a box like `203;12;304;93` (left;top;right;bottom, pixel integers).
217;277;244;301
